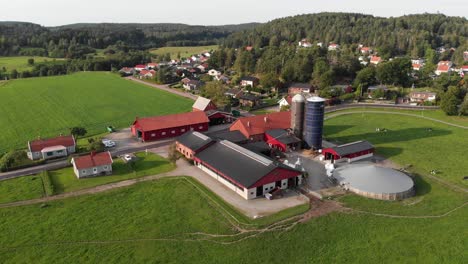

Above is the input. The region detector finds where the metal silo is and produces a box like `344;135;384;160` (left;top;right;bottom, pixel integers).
304;96;325;150
291;94;305;139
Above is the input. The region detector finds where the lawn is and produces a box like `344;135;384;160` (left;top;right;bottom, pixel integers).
0;72;193;152
49;152;175;193
0;56;61;73
149;45;218;59
0;176;44;204
0;177;466;263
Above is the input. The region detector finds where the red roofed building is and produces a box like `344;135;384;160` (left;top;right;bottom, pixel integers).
370;56;382;65
134;65;147;71
435;61;453;75
229;111;291;141
27;135;76;160
72;151;113;178
139;69;156;79
360;47;372;54
412;63;422;71
147;63;158;69
131;111;209;142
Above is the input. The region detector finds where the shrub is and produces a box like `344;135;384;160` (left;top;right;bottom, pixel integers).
40;171;55;196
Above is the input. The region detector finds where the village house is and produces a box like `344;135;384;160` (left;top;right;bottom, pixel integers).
435;61;453;75
245;46;253;51
71;151;113;179
370;56;382;65
197;63;209;73
225;88;244;98
183;80;204;91
240;76;259;88
139;69;156;79
134;64;147;71
230;111;291;141
464;51;468;61
27;135;76;160
147;63;158;69
360;47;372;54
119;67;135;76
278;95;292;110
409;91;437;103
328;43;339;51
288;83;313;95
131;111;209;142
215;74;230;84
298;39;312;48
239;93;261;108
208;69;222;76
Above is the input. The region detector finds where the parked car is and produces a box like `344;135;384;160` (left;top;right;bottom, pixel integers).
123;154;133;162
102;139;116;148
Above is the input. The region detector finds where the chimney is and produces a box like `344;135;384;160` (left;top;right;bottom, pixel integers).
264;116;268;123
247;121;250;127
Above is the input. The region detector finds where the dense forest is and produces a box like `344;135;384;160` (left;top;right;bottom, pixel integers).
0;22;258;57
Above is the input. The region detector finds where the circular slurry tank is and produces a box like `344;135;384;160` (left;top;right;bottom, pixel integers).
333;163;415;200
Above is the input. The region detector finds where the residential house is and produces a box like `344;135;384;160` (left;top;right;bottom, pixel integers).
139;69;155;79
245;46;253;51
412;63;422;71
435;61;453;75
197;63;209;73
72;151;113;179
464;51;468;61
208;69;222;76
370;56;382;65
27;135;76;160
183;80;204;91
215;74;230;84
239;93;261;108
298;39;312;48
119;67;134;76
225;88;243;98
409;91;437;102
134;64;147;71
288;83;313;95
360;47;372;54
328;43;339;51
181;77;191;85
278;95;292;110
240;76;259;88
147;63;158;69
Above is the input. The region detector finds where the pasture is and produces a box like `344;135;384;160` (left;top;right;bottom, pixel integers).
0;176;44;203
149;45;218;59
0;56;59;73
0;72;193;152
0;177;465;263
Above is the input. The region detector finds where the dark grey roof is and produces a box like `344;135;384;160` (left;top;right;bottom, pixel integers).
239;93;260;101
241;76;259;82
289;83;311;89
208;130;248;143
330;141;374;156
195;140;284;188
266;129;301;145
176;131;214;151
242;141;271;154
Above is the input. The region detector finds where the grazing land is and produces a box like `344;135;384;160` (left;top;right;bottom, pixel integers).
149;45;218;59
0;176;44;204
0;56;61;73
0;177;465;263
0;72;193;152
49;152;175;194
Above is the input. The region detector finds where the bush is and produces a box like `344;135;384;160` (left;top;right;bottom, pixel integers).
40;171;55;196
88;141;105;152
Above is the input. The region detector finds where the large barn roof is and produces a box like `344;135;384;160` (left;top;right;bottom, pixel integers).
192;97;213;111
133;111;209;132
229;111;291;138
29;135;75;152
327;140;374;157
176;131;214;151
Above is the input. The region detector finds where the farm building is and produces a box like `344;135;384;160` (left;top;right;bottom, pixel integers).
192;97;233;125
322;140;374;163
192;97;218;112
288;83;313;95
208;130;248;144
229;111;291;141
264;129;301;152
332;163;414;200
176;131;215;159
193;140;303;200
72;151;113;179
131;111;209;142
27;135;76;160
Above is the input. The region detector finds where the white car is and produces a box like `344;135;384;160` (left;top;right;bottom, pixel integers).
102;139;116;148
123;154;133;161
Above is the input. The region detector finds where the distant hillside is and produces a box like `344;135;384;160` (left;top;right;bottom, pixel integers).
224;13;468;57
0;22;260;57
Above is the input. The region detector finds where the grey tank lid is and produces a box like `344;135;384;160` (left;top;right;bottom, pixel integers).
307;96;326;102
292;94;305;103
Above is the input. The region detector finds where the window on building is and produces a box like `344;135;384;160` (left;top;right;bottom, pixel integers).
104;166;108;170
199;126;203;129
251;192;254;195
93;168;98;173
171;130;175;134
151;133;156;137
46;152;53;156
181;129;185;132
82;170;86;174
56;150;64;154
162;132;166;135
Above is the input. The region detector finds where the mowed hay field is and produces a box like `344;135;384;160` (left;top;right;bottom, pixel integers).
0;177;466;263
0;56;60;72
149;45;218;59
0;72;193;152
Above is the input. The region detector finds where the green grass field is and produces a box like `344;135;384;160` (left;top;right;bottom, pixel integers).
0;176;44;204
49;152;175;193
149;45;218;59
0;56;61;73
0;72;193;152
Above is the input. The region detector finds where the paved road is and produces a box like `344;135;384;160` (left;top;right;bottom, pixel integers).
125;77;197;100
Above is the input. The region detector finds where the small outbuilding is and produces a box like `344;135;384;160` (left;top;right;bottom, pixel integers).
322;140;374;163
72;151;113;179
265;129;301;152
175;131;215;160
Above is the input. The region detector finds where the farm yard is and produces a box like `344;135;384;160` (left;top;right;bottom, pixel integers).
0;56;61;73
149;45;218;59
0;72;193;152
0;109;466;263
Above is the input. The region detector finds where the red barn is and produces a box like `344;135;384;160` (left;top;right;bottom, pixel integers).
192;97;218;112
131;112;209;142
322;141;374;163
264;129;301;152
229;111;291;141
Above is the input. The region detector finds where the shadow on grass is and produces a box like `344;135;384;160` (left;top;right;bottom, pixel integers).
323;125;354;137
330;127;452;145
412;173;432;196
374;146;403;159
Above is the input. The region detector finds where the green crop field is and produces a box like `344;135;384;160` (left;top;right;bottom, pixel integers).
149;45;218;59
0;56;62;73
0;72;193;152
0;176;44;204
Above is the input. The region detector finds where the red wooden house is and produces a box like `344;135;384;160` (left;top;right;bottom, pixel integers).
131;112;209;142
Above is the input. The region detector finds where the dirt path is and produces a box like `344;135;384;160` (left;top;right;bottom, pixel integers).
126;77;197;100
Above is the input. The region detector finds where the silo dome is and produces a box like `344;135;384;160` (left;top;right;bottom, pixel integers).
292;94;305;103
307;96;326;102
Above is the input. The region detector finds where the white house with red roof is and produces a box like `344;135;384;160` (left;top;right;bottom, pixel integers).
72;151;113;179
134;64;147;71
435;61;453;75
147;63;158;69
298;39;312;48
27;135;76;160
360;47;372;54
139;69;156;79
370;56;382;65
328;43;339;51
